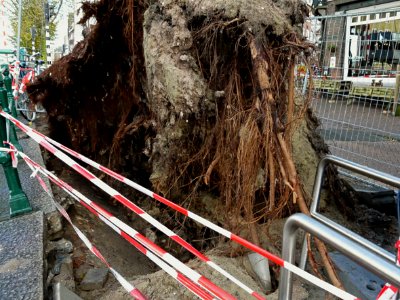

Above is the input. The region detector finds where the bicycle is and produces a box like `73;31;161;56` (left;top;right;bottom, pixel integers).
11;60;46;122
16;91;46;121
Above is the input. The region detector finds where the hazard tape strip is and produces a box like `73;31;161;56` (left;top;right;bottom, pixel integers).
0;111;250;300
10;146;218;300
0;147;146;300
0;110;358;300
377;192;400;300
376;240;400;300
19;71;34;94
0;146;17;167
23;121;358;298
55;200;147;300
376;283;398;300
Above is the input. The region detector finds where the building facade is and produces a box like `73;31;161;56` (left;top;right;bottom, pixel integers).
320;0;400;85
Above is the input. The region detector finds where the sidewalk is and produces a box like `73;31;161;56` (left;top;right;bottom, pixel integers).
0;131;55;300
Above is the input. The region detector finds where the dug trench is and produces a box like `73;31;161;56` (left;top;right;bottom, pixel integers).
25;0;399;299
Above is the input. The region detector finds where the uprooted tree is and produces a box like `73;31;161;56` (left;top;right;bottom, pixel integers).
27;0;346;290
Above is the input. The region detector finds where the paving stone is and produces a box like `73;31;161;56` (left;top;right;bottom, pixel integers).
80;268;109;291
0;211;44;300
75;264;90;282
46;238;74;256
46;212;64;240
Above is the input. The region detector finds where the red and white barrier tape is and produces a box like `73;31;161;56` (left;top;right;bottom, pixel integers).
0;146;17;167
0;111;253;300
0;110;358;300
2;146;147;300
11;146;219;300
377;283;398;300
18;70;35;94
55;200;147;300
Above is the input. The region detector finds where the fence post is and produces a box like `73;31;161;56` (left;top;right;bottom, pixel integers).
0;74;31;217
2;64;19;118
393;65;400;116
1;65;22;152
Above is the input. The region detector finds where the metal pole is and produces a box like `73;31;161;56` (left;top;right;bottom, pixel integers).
392;65;400;116
44;1;51;66
16;0;22;61
279;214;400;300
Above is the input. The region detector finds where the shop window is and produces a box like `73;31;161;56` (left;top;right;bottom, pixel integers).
347;17;400;78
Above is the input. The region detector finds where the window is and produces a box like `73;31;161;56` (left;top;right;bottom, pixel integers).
347;16;400;79
352;17;358;23
361;16;367;22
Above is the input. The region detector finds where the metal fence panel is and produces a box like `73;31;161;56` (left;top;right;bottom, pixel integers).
299;9;400;178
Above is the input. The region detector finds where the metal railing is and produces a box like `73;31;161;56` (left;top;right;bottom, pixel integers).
0;66;31;219
279;155;400;299
278;213;400;300
304;155;399;264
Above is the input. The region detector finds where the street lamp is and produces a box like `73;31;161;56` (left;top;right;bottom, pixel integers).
31;26;37;60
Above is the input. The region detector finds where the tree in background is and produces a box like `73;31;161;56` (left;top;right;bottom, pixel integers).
8;0;61;61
